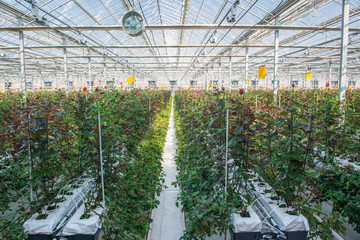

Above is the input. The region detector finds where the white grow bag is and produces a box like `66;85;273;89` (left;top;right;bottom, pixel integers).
251;180;309;232
231;206;262;233
263;201;309;232
23;178;95;235
62;205;103;236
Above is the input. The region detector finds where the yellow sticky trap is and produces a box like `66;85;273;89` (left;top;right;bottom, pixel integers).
248;80;250;84
160;85;163;89
209;82;212;88
306;72;311;81
258;65;266;79
27;89;30;92
83;84;86;87
349;85;352;89
0;88;3;92
9;89;12;91
127;76;135;85
330;86;332;89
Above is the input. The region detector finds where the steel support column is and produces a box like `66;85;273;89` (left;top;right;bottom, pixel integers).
328;61;332;85
104;56;107;86
19;23;26;94
218;58;221;89
229;49;232;91
273;17;279;98
63;38;68;94
339;0;349;101
245;39;249;92
88;49;92;91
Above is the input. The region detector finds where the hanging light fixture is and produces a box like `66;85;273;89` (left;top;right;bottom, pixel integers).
77;32;87;44
304;48;310;55
210;30;217;44
227;0;240;23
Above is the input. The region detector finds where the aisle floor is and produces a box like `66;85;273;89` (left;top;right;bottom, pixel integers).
148;97;185;240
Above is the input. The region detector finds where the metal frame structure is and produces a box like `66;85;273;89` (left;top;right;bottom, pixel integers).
0;0;359;93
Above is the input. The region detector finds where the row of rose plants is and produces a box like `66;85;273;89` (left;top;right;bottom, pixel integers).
174;87;360;239
0;89;171;239
174;90;231;239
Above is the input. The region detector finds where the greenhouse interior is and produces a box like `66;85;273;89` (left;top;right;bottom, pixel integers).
0;0;360;239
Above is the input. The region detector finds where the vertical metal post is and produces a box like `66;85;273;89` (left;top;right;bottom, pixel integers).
218;58;221;89
288;73;291;89
28;112;33;202
149;98;151;126
40;71;43;90
202;73;205;90
339;0;349;102
104;57;107;87
273;17;279;98
88;49;92;91
304;110;313;166
229;49;232;91
19;18;26;94
279;94;281;108
306;110;313;147
327;63;331;87
255;95;258;112
98;111;105;208
245;39;249;92
206;69;209;90
212;70;215;92
55;72;58;89
225;108;229;202
63;38;68;94
205;70;208;91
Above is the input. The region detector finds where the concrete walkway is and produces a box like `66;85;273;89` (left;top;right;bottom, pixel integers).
148;96;185;240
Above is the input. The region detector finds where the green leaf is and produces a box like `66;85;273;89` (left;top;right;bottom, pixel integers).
235;125;243;133
228;137;237;147
275;121;284;128
209;119;215;127
280;111;288;116
218;99;225;106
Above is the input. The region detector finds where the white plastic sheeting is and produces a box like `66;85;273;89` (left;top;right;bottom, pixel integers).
23;178;94;234
231;206;262;233
23;195;75;234
265;202;310;232
62;205;103;235
251;178;309;232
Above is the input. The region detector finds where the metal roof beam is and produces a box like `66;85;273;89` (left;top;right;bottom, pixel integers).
1;24;359;32
176;0;192;66
2;55;340;59
1;44;359;50
254;6;360;56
